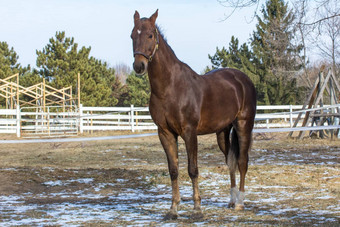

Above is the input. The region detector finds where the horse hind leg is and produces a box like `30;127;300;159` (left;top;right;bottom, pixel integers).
234;119;253;211
216;125;237;208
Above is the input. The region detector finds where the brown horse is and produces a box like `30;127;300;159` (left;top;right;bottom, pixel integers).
131;10;256;219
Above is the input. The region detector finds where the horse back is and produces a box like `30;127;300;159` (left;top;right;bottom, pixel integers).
202;68;256;110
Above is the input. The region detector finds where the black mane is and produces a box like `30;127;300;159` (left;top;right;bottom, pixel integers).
156;24;178;58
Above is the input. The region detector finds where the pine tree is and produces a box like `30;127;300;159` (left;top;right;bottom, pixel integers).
122;72;150;107
208;36;260;98
0;41;29;79
251;0;303;104
36;31;124;107
209;0;305;105
209;36;240;69
36;31;91;85
0;42;32;107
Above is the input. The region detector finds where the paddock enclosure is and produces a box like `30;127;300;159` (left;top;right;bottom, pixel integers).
1;104;340;139
0;132;339;226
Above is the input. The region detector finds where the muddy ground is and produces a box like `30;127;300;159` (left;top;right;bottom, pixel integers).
0;132;339;226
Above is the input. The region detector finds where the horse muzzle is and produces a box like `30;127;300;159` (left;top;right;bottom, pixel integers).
133;55;148;75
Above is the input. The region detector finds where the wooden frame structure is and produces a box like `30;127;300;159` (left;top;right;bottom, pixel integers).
0;74;20;109
289;66;340;139
0;74;80;111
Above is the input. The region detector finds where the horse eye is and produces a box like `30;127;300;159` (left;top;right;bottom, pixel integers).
149;34;153;39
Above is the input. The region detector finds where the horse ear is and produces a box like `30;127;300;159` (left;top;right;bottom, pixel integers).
134;10;140;24
150;9;158;25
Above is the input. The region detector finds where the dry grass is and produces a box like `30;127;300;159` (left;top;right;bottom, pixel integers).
0;131;339;226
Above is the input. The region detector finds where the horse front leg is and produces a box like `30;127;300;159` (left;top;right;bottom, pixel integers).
182;128;203;219
158;129;180;220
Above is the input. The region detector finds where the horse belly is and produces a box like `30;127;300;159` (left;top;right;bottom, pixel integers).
197;108;238;134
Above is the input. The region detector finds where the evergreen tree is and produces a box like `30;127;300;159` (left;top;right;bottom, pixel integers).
36;31;124;106
251;0;303;104
0;42;33;107
209;36;240;69
121;72;150;107
208;36;260;97
36;32;87;83
0;41;29;79
20;70;41;87
208;0;304;105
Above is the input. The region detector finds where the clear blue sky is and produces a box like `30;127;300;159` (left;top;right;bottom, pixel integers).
0;0;257;73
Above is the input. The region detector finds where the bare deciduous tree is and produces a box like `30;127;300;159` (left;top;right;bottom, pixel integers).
314;0;340;73
292;0;313;87
218;0;340;25
114;63;131;84
219;0;340;88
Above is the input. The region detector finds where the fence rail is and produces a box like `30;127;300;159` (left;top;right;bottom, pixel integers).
80;105;157;133
0;106;19;136
0;104;339;137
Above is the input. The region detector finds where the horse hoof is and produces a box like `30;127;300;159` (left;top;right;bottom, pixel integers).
191;210;204;220
164;211;178;220
228;202;235;208
235;204;244;211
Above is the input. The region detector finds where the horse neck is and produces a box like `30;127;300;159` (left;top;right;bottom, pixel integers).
147;35;196;98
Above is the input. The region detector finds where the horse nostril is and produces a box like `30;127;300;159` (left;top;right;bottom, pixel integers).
133;61;146;74
133;62;140;73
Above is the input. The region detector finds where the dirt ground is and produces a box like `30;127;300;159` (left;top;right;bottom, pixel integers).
0;131;339;226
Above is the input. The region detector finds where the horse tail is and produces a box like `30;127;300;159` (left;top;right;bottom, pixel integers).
227;128;239;172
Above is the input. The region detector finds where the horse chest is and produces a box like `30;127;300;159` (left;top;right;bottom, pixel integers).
149;99;191;133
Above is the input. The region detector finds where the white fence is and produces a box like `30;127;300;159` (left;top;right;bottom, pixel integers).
0;104;339;137
0;106;20;136
20;106;79;138
80;105;157;133
254;105;311;128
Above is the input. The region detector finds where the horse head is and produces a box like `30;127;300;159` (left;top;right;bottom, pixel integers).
131;10;159;75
